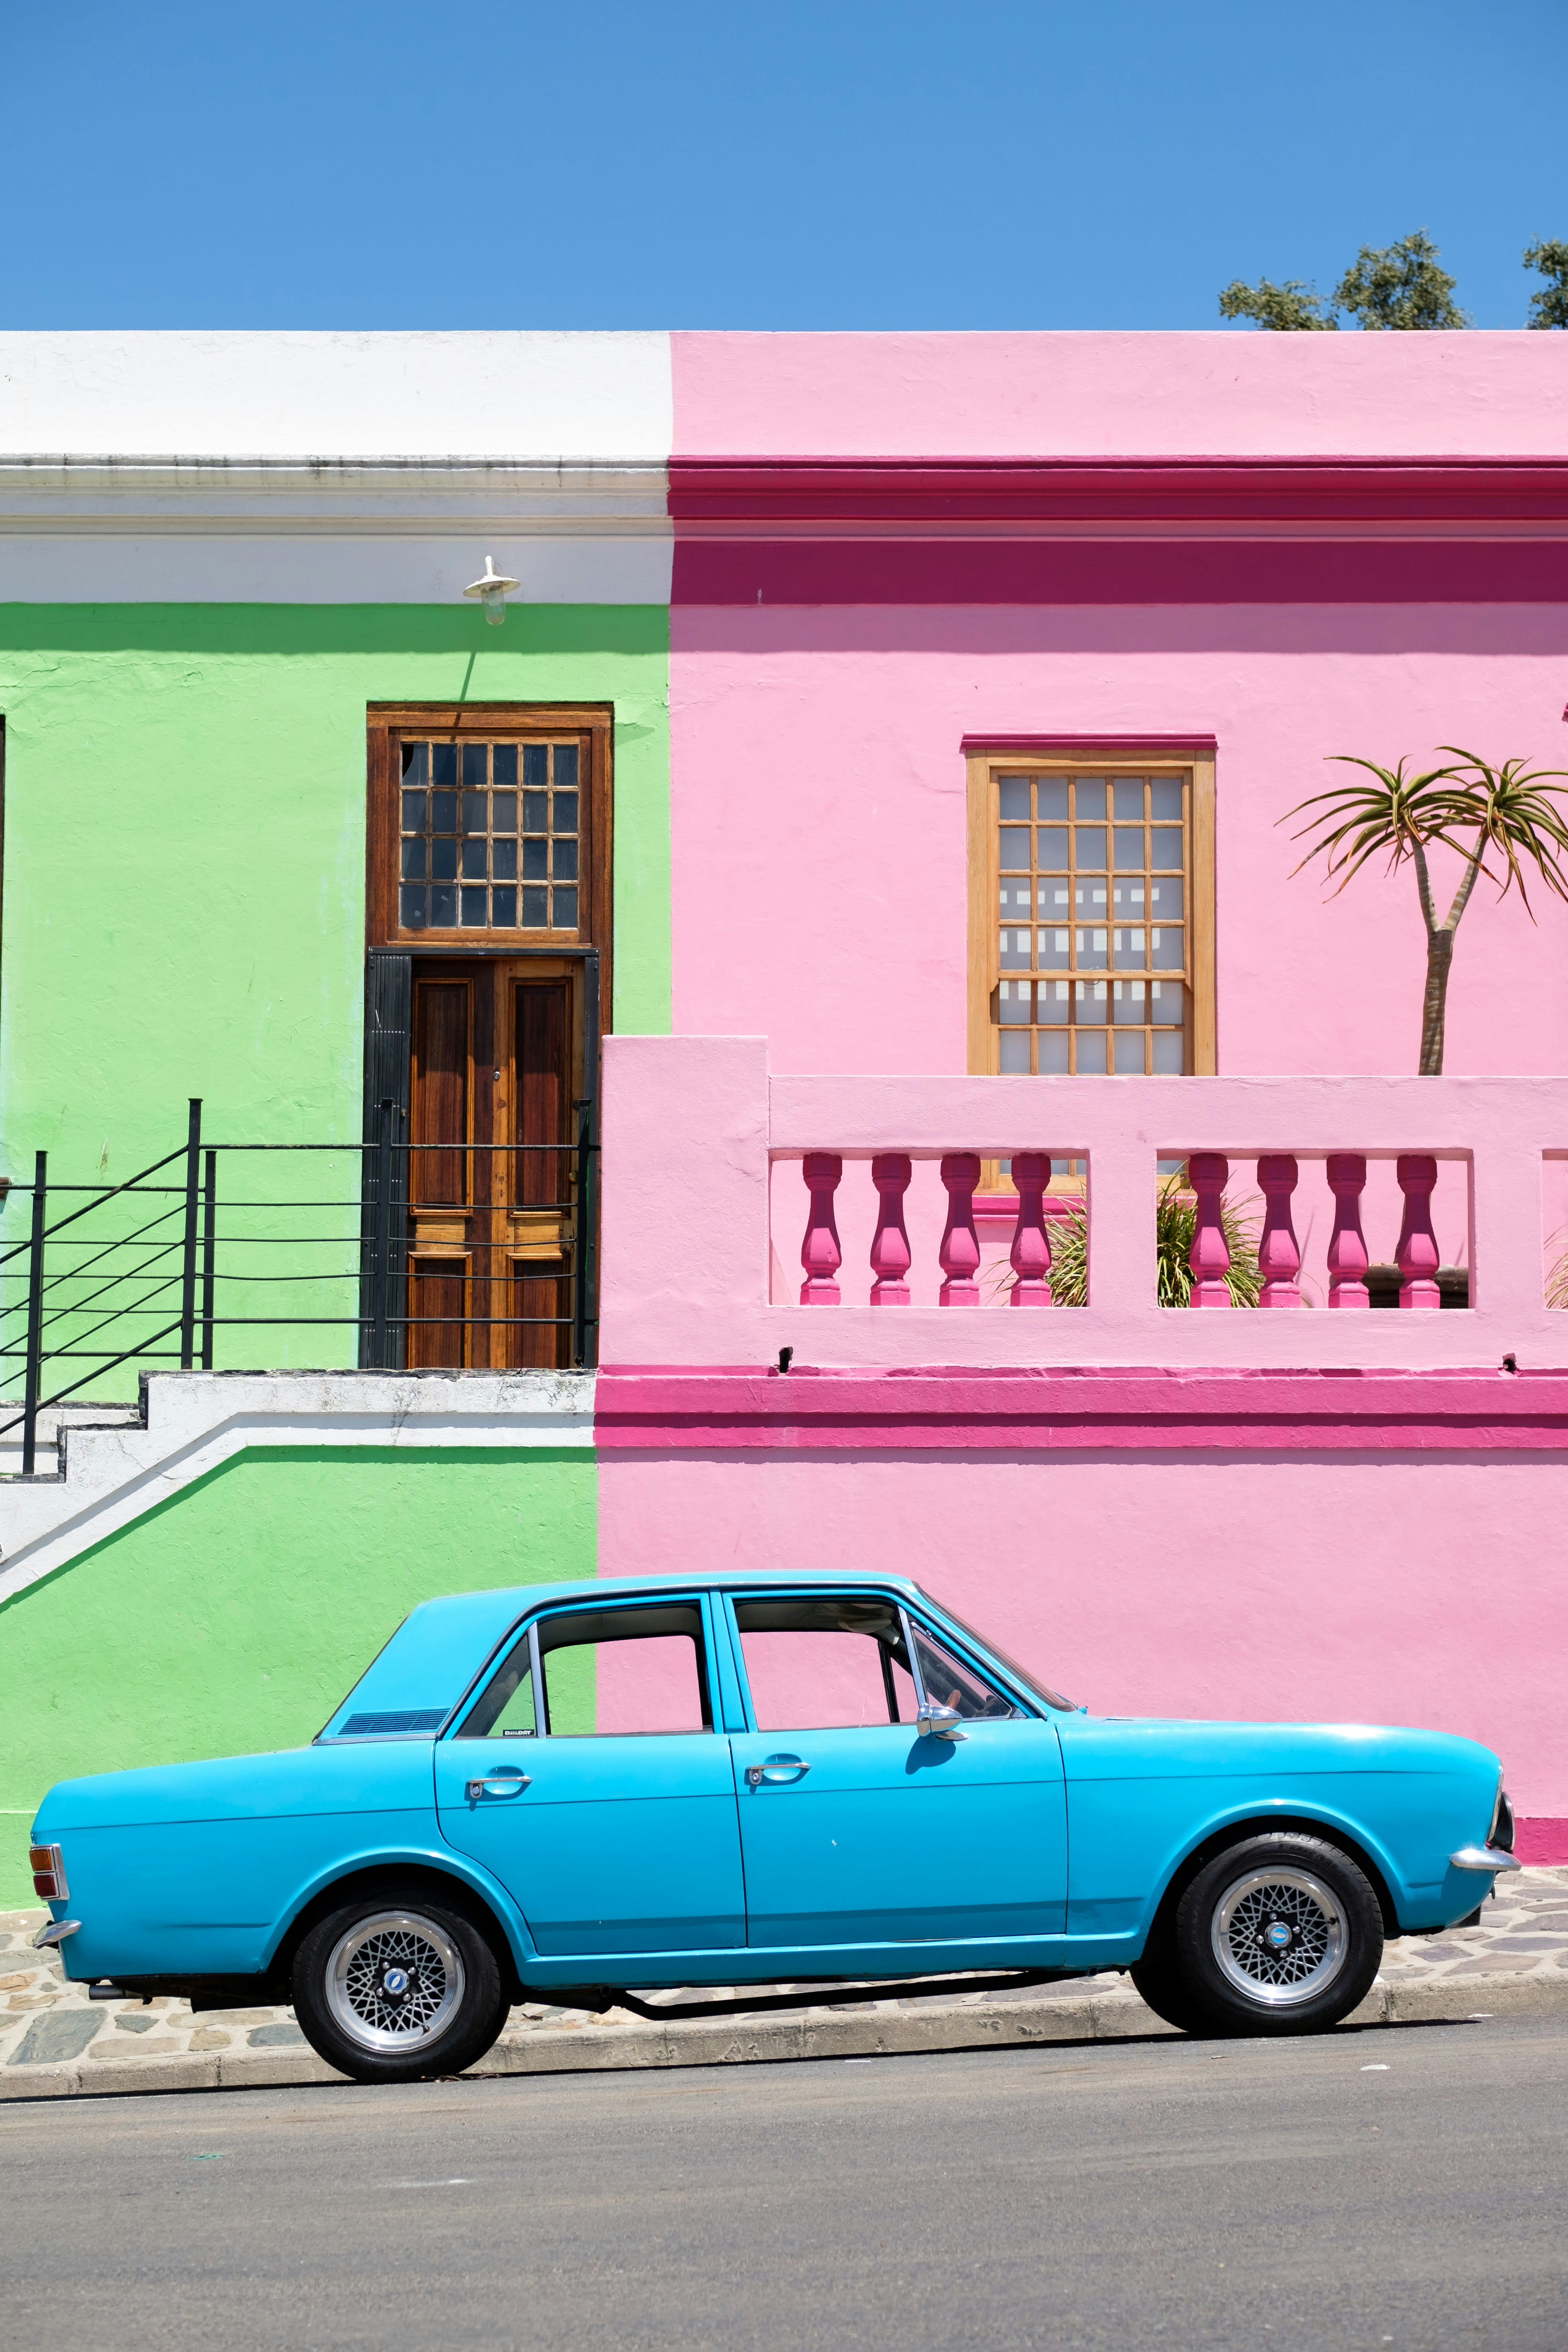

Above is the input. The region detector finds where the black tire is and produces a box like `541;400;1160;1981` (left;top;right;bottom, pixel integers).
290;1884;509;2084
1129;1947;1218;2036
1171;1833;1383;2037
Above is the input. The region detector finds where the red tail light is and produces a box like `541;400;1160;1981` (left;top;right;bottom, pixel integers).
29;1843;68;1901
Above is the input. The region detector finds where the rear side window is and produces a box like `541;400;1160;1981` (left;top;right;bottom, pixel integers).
456;1602;713;1738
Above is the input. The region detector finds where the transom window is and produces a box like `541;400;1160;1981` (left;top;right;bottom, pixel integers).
967;748;1215;1078
399;740;579;934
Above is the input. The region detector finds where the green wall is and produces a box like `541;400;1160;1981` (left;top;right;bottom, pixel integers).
0;1442;598;1908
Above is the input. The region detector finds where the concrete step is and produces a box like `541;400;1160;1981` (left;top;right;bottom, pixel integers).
0;1400;142;1480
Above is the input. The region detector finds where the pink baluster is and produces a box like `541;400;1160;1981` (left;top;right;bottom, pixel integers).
799;1152;843;1305
1255;1154;1302;1310
869;1153;912;1306
1325;1153;1370;1308
1187;1152;1232;1307
938;1152;982;1306
1396;1153;1441;1309
1009;1151;1053;1307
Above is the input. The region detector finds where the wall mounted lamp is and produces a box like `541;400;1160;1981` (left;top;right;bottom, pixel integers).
463;555;521;626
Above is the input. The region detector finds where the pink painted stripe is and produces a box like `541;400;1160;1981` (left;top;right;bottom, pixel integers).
594;1366;1568;1452
1515;1818;1568;1865
671;537;1568;607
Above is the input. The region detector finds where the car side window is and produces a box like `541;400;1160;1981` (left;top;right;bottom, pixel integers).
907;1620;1019;1720
733;1596;919;1732
456;1602;713;1738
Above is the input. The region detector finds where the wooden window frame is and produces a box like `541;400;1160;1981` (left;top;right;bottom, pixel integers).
367;702;614;1021
966;741;1216;1078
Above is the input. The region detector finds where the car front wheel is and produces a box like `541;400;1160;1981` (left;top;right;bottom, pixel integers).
291;1887;509;2083
1170;1834;1383;2036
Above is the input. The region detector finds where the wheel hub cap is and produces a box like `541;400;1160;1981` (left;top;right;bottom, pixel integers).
324;1913;465;2054
1211;1868;1347;2008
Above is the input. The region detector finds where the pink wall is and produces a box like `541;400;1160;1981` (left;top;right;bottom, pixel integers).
598;1445;1568;1817
672;331;1568;458
669;605;1568;1078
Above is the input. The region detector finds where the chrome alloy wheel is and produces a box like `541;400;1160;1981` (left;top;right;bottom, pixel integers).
324;1911;466;2054
1210;1867;1347;2007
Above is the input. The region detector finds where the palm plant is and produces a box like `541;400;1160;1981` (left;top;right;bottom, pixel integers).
1036;1180;1262;1309
1285;749;1568;1074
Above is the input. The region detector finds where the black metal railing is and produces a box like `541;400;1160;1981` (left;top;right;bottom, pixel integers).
0;1098;599;1475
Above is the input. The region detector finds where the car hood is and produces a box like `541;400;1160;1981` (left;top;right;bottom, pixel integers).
1059;1713;1500;1779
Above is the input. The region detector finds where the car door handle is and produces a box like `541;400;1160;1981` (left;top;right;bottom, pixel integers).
466;1771;531;1800
745;1756;810;1788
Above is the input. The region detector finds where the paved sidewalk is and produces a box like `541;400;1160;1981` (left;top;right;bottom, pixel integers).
5;1867;1566;2100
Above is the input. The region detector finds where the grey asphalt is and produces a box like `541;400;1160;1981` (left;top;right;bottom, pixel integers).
3;2018;1564;2352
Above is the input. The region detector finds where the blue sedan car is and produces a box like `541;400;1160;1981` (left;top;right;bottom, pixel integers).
29;1573;1518;2082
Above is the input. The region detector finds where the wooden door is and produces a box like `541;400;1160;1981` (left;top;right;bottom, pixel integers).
406;960;580;1369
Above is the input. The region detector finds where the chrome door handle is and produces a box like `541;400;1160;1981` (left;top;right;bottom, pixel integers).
745;1757;810;1788
466;1771;531;1800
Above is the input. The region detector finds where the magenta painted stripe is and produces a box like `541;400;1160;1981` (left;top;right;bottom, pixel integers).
960;734;1218;753
671;537;1568;607
1515;1819;1568;1864
594;1367;1568;1452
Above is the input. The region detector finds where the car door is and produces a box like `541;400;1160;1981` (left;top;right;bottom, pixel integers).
433;1595;746;1958
725;1591;1067;1957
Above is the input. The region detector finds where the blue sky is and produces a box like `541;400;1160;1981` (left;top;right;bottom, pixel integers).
3;0;1564;329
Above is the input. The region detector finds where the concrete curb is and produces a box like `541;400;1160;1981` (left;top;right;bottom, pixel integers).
5;1967;1565;2102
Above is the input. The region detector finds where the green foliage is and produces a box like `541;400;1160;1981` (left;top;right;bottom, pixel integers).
1525;239;1568;330
1038;1183;1262;1310
1218;277;1337;331
1333;231;1467;330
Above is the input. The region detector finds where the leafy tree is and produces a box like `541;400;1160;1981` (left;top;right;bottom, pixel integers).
1525;239;1568;329
1333;231;1467;330
1285;751;1568;1074
1218;277;1337;332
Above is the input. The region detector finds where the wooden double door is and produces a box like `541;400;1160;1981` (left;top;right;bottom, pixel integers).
406;958;583;1369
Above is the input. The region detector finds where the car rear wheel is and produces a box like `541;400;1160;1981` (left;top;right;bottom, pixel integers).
291;1888;508;2083
1170;1833;1383;2036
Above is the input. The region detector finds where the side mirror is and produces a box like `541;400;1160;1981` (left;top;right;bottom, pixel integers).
916;1701;968;1741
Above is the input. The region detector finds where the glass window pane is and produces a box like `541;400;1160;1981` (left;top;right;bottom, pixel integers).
462;743;488;790
1113;978;1147;1024
431;837;458;882
552;886;579;929
1037;826;1068;869
1150;980;1186;1026
1037;979;1070;1026
463;792;488;835
522;838;548;881
553;790;579;835
1114;1030;1147;1073
492;792;517;835
1152;1030;1187;1074
521;885;547;926
491;885;517;926
401;838;427;881
1075;827;1107;870
998;1031;1031;1073
552;838;579;882
1074;778;1108;821
399;884;427;929
431;883;457;927
1075;1029;1108;1072
998;777;1031;820
431;790;457;835
401;788;427;832
1113;828;1146;871
909;1622;1015;1719
1075;928;1108;970
999;827;1031;870
553;743;579;790
1112;879;1146;913
492;838;517;882
1152;827;1184;869
1151;925;1185;970
460;839;486;880
1037;880;1072;915
492;745;518;790
401;742;429;786
523;744;548;791
999;879;1033;920
431;745;457;791
1147;877;1185;920
1038;927;1071;970
1074;979;1108;1023
1037;1030;1070;1072
522;791;548;833
1112;926;1146;967
998;979;1031;1023
460;885;488;926
1113;779;1145;819
999;928;1032;972
1035;778;1069;820
1150;778;1184;821
1075;882;1108;916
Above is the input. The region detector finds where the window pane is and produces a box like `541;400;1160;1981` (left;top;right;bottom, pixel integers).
1147;876;1185;920
1038;927;1071;970
554;791;579;835
1075;928;1108;970
431;745;457;790
492;745;518;790
1074;882;1108;916
399;884;427;929
1151;925;1185;970
998;978;1031;1023
1112;926;1146;967
1114;1030;1147;1073
401;839;427;881
431;837;458;882
401;788;427;831
1150;778;1184;821
1037;979;1070;1025
554;743;579;790
431;884;457;927
1152;827;1184;869
1113;978;1147;1024
1150;979;1186;1025
1037;880;1071;916
522;838;548;881
999;878;1033;921
521;886;547;925
908;1622;1016;1719
733;1596;912;1732
491;886;517;926
492;792;517;834
998;1029;1031;1073
401;742;429;786
462;743;488;790
1152;1029;1187;1073
537;1603;711;1738
492;838;517;882
461;839;487;880
999;777;1031;820
999;928;1032;972
1037;1030;1070;1072
999;827;1031;870
455;1637;536;1738
1075;827;1107;870
1074;778;1108;820
1036;778;1069;820
552;838;579;882
463;791;488;835
1112;879;1146;914
1113;778;1145;819
1037;826;1068;869
431;792;458;838
523;744;548;791
1113;828;1146;871
553;886;579;928
1075;979;1108;1023
1075;1029;1108;1072
461;886;488;927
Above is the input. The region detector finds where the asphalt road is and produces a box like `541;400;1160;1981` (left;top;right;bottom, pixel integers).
3;2017;1564;2352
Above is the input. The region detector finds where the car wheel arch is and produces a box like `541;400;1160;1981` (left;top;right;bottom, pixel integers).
271;1864;524;2004
1143;1813;1398;1954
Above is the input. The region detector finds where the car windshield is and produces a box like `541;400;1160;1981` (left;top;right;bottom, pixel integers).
916;1590;1075;1712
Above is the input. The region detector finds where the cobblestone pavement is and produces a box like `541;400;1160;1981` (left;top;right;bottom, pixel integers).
4;1868;1565;2091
